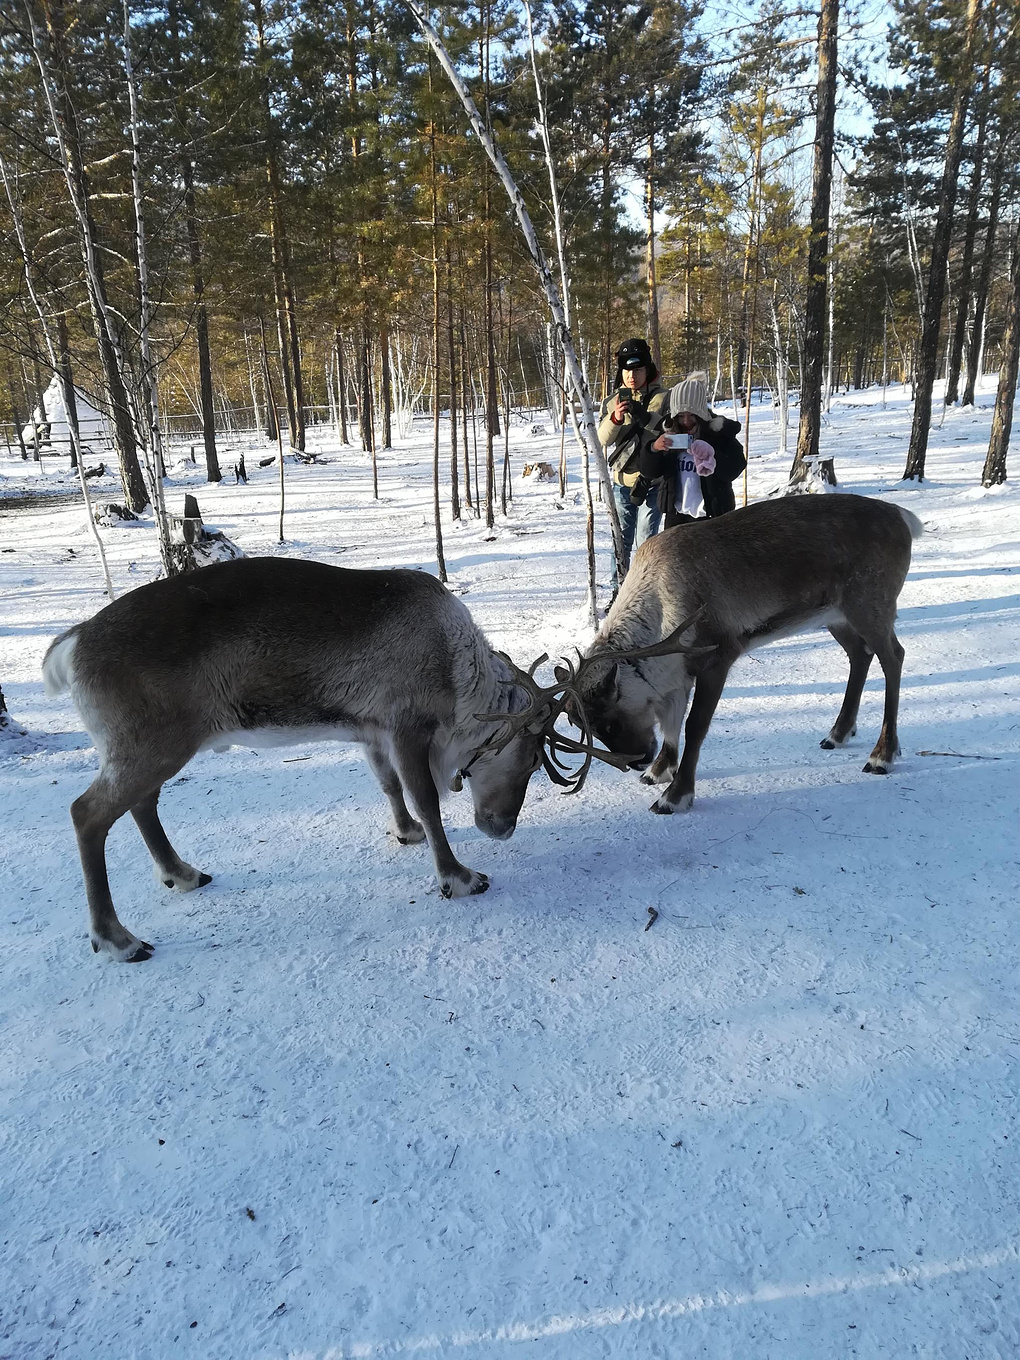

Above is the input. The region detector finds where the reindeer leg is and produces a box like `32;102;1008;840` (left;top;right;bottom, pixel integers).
366;742;426;845
821;623;874;749
72;769;159;962
131;788;212;892
641;688;691;786
650;654;735;814
391;729;488;898
862;630;905;773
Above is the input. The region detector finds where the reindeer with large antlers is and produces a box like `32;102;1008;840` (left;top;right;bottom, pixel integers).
44;556;652;963
562;494;924;815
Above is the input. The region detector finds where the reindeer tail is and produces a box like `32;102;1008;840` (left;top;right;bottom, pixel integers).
42;630;78;697
896;506;924;540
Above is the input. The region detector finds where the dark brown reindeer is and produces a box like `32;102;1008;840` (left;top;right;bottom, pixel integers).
45;557;648;963
560;494;924;814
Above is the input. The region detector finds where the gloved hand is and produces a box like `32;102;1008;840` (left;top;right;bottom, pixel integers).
690;438;716;475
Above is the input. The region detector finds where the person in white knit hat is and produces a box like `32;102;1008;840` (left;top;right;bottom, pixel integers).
636;372;745;526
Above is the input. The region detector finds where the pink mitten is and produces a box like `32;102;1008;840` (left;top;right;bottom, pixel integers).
690;438;716;475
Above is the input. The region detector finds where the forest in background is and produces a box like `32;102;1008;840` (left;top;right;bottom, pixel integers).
1;0;1018;512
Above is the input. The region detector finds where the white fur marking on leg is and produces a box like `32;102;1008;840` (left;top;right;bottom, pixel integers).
154;862;206;893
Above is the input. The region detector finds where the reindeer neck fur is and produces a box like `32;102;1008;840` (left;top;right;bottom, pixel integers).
429;626;531;790
589;582;694;706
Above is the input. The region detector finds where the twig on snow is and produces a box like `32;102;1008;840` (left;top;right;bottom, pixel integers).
916;749;1001;760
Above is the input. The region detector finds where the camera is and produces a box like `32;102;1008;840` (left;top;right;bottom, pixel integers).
618;392;647;427
629;475;651;506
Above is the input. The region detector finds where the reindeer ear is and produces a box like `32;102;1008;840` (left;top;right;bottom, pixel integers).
553;663;570;683
596;662;620;696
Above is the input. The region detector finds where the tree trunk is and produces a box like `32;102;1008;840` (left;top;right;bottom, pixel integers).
904;0;983;480
736;112;764;395
258;314;280;442
428;53;447;580
963;132;1006;407
445;238;460;519
645;132;661;371
57;312;80;469
944;93;989;406
182;158;220;481
379;320;393;449
459;301;475;515
32;1;148;510
789;0;838;489
255;0;304;452
335;328;350;443
358;326;372;453
982;237;1019;486
5;361;29;460
125;0;177;574
413;2;625;575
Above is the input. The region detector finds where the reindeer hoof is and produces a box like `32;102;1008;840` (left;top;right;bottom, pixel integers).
440;869;490;898
90;932;154;963
392;822;426;845
641;768;675;786
650;798;674;815
156;864;210;893
863;758;889;774
823;723;857;749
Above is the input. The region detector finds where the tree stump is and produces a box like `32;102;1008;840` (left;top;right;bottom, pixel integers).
170;494;244;571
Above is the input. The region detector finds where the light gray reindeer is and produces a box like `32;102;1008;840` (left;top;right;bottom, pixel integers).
44;556;641;963
559;494;924;814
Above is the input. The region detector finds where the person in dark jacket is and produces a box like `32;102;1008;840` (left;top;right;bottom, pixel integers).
597;337;669;587
636;372;746;527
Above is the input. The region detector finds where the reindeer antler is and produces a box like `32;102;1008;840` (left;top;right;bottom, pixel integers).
469;607;712;794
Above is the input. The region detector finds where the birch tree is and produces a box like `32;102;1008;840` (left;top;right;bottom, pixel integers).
26;0;149;513
0;146;115;597
408;1;626;594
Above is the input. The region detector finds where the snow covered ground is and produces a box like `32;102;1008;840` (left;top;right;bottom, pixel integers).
1;385;1017;1359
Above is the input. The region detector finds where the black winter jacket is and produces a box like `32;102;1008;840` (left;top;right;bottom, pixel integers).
637;413;745;522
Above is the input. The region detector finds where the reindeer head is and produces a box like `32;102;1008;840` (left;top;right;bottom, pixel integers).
553;610;711;768
557;654;658;771
467;610;710;802
461;722;546;840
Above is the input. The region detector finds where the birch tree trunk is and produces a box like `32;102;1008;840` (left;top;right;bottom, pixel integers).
124;0;176;575
411;0;622;599
0;147;114;596
522;0;599;614
31;0;148;512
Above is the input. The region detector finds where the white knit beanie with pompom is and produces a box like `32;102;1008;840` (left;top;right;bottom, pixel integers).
669;371;712;423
